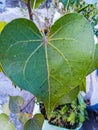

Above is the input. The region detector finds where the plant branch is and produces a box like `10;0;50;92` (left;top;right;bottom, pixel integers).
77;5;89;13
26;0;33;20
33;11;45;36
20;96;36;113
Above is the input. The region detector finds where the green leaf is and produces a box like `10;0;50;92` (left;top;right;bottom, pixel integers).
59;0;69;8
32;0;44;9
17;113;32;124
0;13;95;116
79;78;86;92
9;96;24;113
0;113;14;130
23;0;44;9
24;114;44;130
57;86;80;105
93;44;98;68
67;112;76;124
87;43;98;74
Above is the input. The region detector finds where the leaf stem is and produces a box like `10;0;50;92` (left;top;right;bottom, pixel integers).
20;97;36;113
77;5;89;13
33;0;36;10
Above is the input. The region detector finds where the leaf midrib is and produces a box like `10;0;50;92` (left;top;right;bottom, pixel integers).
45;43;51;113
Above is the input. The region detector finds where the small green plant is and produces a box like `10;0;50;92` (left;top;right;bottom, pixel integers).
48;94;87;129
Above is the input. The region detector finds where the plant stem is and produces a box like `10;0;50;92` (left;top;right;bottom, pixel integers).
27;0;33;20
33;0;36;10
77;5;89;13
20;96;35;113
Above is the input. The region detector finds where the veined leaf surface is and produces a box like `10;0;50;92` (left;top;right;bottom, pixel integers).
0;13;95;115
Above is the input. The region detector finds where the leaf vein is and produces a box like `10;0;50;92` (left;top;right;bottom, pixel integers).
23;44;43;80
7;40;41;52
50;75;65;87
48;42;73;78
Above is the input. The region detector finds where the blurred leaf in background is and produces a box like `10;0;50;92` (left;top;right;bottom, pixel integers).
24;114;44;130
0;113;14;130
9;96;24;114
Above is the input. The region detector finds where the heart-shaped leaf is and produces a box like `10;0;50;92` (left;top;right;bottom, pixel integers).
9;96;24;113
0;13;95;115
24;114;44;130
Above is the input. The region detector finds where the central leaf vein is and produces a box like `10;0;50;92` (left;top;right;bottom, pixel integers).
45;44;51;113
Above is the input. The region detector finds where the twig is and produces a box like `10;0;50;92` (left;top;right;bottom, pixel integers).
26;0;33;20
20;96;35;113
77;5;89;13
33;11;45;36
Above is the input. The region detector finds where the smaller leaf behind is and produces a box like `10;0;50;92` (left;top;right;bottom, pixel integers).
31;0;44;8
22;0;44;9
24;114;44;130
9;96;24;114
17;113;32;124
0;113;14;130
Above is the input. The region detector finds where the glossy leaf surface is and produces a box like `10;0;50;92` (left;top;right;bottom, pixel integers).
0;13;95;115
